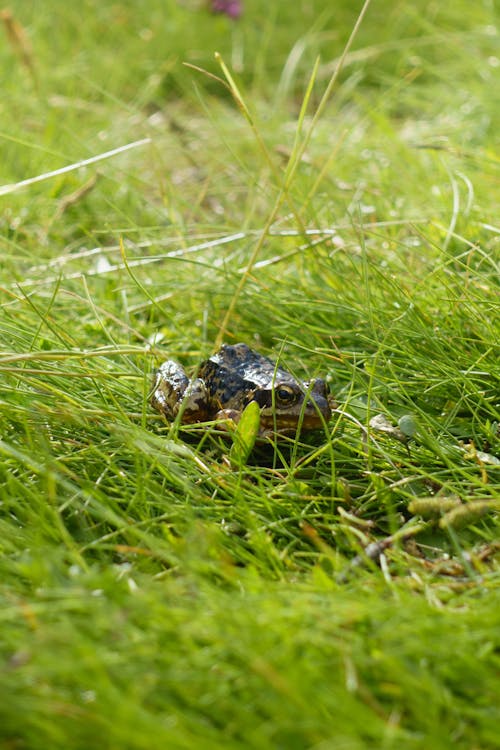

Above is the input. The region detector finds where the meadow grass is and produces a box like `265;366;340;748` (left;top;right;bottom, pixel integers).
1;1;499;748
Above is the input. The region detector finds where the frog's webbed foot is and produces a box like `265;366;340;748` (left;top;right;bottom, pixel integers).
151;360;211;423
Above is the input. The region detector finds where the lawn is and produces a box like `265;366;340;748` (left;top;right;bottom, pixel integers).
1;1;499;748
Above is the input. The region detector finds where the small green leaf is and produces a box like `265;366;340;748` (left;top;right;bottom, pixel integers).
229;401;261;468
398;415;418;438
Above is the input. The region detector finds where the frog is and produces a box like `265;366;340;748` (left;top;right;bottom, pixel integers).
150;343;332;437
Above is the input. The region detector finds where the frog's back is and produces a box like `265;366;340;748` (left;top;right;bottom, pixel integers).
199;343;293;409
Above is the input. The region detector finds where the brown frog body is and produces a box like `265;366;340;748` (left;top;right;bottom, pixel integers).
151;343;332;437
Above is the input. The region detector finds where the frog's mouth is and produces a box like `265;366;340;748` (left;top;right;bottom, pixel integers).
258;409;328;433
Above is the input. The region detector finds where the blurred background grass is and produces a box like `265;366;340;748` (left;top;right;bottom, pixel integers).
1;1;499;748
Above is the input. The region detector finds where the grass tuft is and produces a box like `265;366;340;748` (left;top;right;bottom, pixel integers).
1;1;499;747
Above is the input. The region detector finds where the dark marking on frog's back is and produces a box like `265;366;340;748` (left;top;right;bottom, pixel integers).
198;343;297;409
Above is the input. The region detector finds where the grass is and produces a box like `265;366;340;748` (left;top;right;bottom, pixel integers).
1;0;499;748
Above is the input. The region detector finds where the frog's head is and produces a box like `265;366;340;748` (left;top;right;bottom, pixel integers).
250;377;332;434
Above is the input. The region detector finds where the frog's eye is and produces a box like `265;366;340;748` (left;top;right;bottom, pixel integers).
275;385;298;405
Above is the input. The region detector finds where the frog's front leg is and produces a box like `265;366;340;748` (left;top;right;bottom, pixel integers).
151;360;212;423
214;407;244;425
